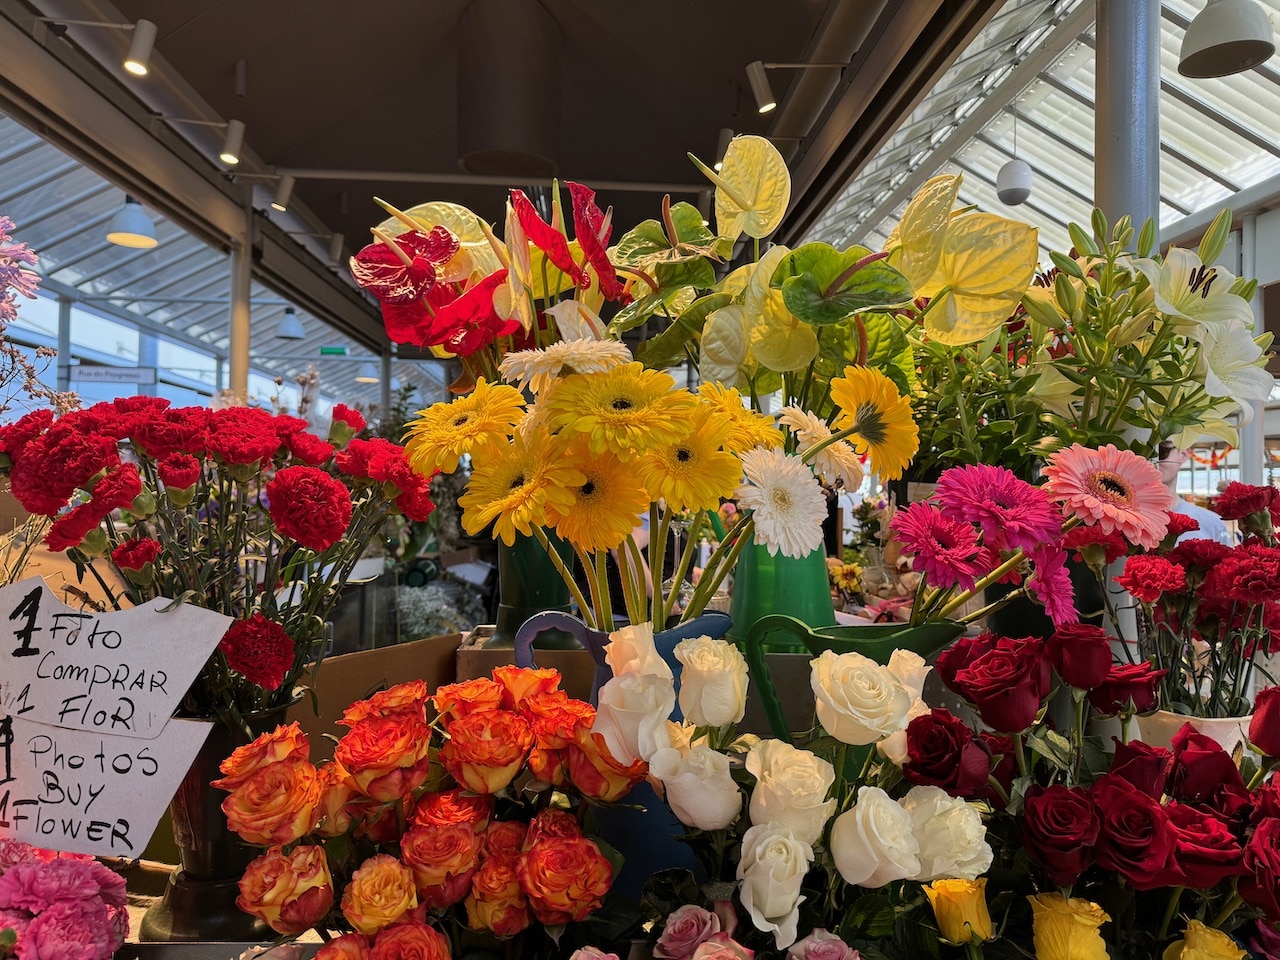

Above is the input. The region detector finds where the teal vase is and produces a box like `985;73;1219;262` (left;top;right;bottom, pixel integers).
727;538;836;652
488;533;577;648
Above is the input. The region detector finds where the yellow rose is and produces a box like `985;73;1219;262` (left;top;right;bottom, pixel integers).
925;878;993;944
1162;920;1247;960
236;844;333;935
1028;893;1111;960
340;853;418;935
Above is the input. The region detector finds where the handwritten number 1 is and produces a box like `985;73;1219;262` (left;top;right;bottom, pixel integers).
9;587;41;658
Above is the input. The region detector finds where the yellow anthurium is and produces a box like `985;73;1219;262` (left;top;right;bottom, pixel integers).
690;135;790;242
885;174;963;289
752;290;818;372
918;212;1039;345
375;199;501;281
700;304;749;387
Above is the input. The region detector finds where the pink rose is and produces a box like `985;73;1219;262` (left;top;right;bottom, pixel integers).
657;905;722;960
567;949;621;960
786;930;861;960
0;861;100;912
690;934;755;960
16;900;114;960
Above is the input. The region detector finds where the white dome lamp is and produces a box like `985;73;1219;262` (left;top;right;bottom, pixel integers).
997;106;1032;206
1180;0;1275;78
106;195;158;248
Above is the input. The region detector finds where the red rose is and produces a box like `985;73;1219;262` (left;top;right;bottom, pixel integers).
219;614;295;691
91;463;143;512
1020;785;1100;886
368;919;450;960
1254;783;1280;824
207;406;282;466
480;821;528;860
267;466;353;551
131;406;210;458
949;636;1050;733
1087;662;1166;716
901;709;992;797
934;632;1000;692
517;834;612;924
287;431;335;466
1241;818;1280;921
1108;738;1171;797
522;810;581;850
1169;725;1252;822
1165;802;1245;890
411;789;493;830
399;822;481;910
157;452;201;490
1046;623;1113;690
111;537;161;571
1115;555;1186;602
1092;773;1181;890
973;732;1016;808
1251;687;1280;758
1213;482;1278;521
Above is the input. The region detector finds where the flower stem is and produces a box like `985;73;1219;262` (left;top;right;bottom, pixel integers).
1013;732;1029;778
531;526;594;629
985;775;1010;807
1211;892;1244;929
1159;886;1186;940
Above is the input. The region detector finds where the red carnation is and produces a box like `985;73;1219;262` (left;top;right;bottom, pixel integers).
130;406;210;459
207;407;282;466
334;437;400;479
10;428;120;515
397;478;437;523
90;463;142;513
1163;511;1200;540
108;396;171;436
285;431;335;466
1203;546;1280;604
266;466;352;551
1063;526;1129;566
1168;538;1233;571
44;503;106;553
111;537;162;571
218;613;295;691
1115;554;1185;603
331;404;365;433
158;453;201;490
1;409;53;463
1213;482;1278;520
273;415;309;440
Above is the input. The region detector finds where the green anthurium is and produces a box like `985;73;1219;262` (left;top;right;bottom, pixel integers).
612;201;729;271
771;243;914;326
607;284;697;335
700;304;749;386
636;293;733;369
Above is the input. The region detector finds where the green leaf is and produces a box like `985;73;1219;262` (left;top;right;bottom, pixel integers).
773;243;913;326
862;312;908;368
839;892;897;940
608;285;695;335
655;256;717;290
613;202;727;270
636;293;733;369
612;219;668;266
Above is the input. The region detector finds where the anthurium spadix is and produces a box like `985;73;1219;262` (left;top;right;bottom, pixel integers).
689;134;790;242
373;198;500;280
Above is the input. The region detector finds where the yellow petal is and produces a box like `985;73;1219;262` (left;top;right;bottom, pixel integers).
886;174;963;288
752;290;818;372
375;200;502;280
707;135;791;241
700;305;749;386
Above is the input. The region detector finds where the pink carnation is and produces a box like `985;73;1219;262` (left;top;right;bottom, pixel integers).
15;899;115;960
0;860;100;912
0;841;40;872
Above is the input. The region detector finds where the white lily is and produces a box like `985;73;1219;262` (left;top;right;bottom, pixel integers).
1133;247;1254;337
1195;317;1274;420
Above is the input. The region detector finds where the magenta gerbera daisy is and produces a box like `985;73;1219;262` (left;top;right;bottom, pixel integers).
1042;444;1173;549
890;503;987;592
1027;547;1078;627
934;463;1062;553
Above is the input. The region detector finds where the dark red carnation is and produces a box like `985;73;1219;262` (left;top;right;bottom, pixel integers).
266;466;352;551
949;636;1050;733
1168;538;1234;571
1165;802;1245;889
901;709;992;797
1087;661;1166;716
1163;511;1201;540
111;537;162;571
157;453;201;490
1108;737;1171;797
1115;554;1186;602
130;406;210;458
1046;622;1113;689
44;503;105;552
331;404;365;434
10;428;120;515
1091;773;1182;890
90;463;142;512
285;431;335;466
1213;482;1278;521
1241;818;1280;921
218;613;295;691
1063;525;1129;566
396;478;437;523
207;407;282;466
1021;785;1100;886
1203;546;1280;604
334;437;400;480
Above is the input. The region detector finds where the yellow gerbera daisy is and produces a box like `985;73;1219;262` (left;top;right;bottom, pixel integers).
545;440;651;552
828;365;919;481
404;378;525;475
637;407;742;513
458;428;583;545
544;362;697;460
697;382;784;452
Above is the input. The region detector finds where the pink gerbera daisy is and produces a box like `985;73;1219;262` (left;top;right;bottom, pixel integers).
890;503;987;592
934;463;1062;553
1042;444;1173;549
1027;546;1078;626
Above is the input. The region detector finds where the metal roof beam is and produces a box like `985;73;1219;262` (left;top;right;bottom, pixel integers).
0;157;80;207
5;181;114;233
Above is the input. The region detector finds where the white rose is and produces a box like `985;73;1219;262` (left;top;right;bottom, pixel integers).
675;635;749;727
810;649;917;745
593;672;675;763
605;622;673;680
900;785;992;881
829;786;921;888
745;739;836;846
649;745;743;831
737;822;812;949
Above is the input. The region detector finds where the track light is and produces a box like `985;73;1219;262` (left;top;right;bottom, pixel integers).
219;119;245;165
105;196;158;249
715;128;733;172
1179;0;1275;77
329;234;345;264
275;307;305;340
355;362;380;384
123;19;156;76
746;61;776;113
271;175;295;212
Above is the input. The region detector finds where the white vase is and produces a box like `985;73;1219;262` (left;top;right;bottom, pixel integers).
1134;709;1254;756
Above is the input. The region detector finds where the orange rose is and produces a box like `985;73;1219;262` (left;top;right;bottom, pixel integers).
213;721;310;790
334;713;433;801
438;711;533;794
492;665;561;711
432;678;504;726
341;854;418;936
522;810;581;851
568;728;647;802
316;933;371;960
369;920;451;960
480;821;528;860
317;762;356;838
465;856;530;937
524;691;596;749
527;747;568;787
400;823;482;909
341;680;431;727
236;844;333;935
347;797;409;845
517;834;613;924
222;758;321;845
411;789;494;829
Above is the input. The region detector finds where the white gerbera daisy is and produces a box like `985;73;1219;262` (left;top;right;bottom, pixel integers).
737;446;828;558
499;338;633;395
778;405;866;490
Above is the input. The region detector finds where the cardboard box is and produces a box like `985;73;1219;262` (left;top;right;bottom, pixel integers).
287;633;463;760
456;627;599;702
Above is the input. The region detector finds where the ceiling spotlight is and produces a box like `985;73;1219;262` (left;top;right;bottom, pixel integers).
714;128;733;172
123;19;156;76
271;174;295;212
355;362;380;384
1179;0;1275;77
105;195;158;249
219;119;245;165
275;306;305;340
329;233;345;264
746;60;776;113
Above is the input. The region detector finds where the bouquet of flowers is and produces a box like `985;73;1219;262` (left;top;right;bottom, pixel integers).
218;667;647;957
0;399;434;720
0;839;128;960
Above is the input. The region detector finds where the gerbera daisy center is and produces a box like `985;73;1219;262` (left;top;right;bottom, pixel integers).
1090;472;1133;502
611;397;634;411
853;403;888;444
580;480;597;497
675;447;692;463
770;488;794;510
509;474;526;491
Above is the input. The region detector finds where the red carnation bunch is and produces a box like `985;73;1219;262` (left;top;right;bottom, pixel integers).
1063;525;1130;567
206;406;282;467
157;452;202;490
1116;554;1187;603
266;465;353;551
218;614;295;691
1202;545;1280;605
130;406;210;458
110;536;161;571
1212;481;1278;520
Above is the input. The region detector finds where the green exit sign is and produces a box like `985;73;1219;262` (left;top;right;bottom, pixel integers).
319;346;349;356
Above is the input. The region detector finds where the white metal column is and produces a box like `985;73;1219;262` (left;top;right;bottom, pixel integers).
228;239;252;403
1240;214;1265;485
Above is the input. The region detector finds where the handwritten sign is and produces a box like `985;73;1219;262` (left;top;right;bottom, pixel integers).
0;716;210;856
0;578;231;739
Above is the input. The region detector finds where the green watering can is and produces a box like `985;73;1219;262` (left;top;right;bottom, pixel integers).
742;615;966;741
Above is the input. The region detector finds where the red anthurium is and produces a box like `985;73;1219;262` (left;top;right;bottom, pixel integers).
399;225;461;264
422;270;512;354
381;283;461;346
566;181;626;302
511;189;586;287
350;226;461;304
